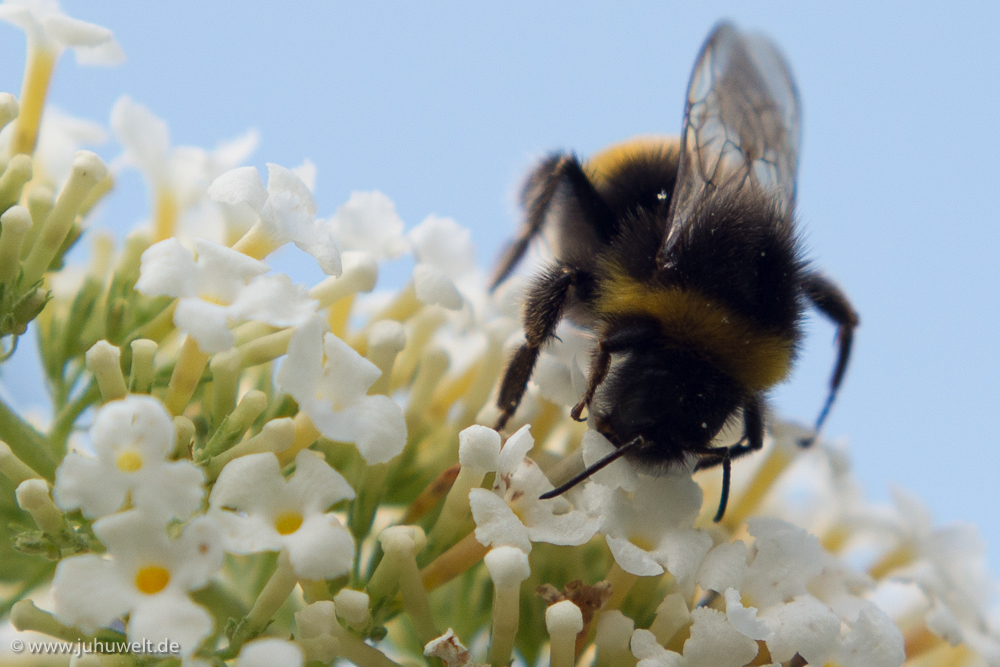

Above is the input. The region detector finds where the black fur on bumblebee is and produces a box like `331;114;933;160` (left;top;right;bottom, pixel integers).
491;22;859;522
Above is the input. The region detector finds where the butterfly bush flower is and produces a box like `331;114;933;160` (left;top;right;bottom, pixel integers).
573;429;713;582
135;237;317;352
0;0;123;155
53;394;203;519
470;425;601;552
209;450;355;580
329;190;408;260
0;0;124;65
276;315;406;464
208;162;342;275
235;639;303;667
408;214;481;311
52;508;224;656
111;95;259;242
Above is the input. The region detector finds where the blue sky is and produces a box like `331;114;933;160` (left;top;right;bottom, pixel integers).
1;2;999;571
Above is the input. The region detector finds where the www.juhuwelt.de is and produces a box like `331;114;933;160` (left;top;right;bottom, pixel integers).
10;637;181;657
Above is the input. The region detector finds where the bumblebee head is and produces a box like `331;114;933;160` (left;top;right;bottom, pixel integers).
592;345;744;469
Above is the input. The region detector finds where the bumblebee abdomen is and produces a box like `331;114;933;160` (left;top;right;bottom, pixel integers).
594;265;796;391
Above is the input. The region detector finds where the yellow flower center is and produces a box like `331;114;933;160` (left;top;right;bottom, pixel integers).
135;565;170;595
274;511;303;535
116;450;143;473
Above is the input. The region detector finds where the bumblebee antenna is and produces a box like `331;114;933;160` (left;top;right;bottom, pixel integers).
539;436;643;500
713;454;732;523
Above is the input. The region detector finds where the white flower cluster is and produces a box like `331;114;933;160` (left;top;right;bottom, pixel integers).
450;414;1000;666
48;395;355;656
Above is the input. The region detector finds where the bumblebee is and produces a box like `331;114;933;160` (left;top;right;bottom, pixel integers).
491;22;859;521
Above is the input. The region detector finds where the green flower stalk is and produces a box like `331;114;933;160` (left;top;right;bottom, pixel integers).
0;439;41;484
546;601;584;667
0;154;32;211
15;478;64;536
0;205;31;284
486;546;531;667
84;340;127;402
21;151;107;287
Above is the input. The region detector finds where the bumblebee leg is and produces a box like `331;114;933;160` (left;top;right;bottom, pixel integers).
801;272;859;446
496;263;588;431
490;154;613;290
571;320;664;421
694;394;765;522
571;344;610;421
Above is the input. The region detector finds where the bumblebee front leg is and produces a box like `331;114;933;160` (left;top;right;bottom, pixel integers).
695;393;765;522
495;263;589;431
490;153;611;290
801;272;860;444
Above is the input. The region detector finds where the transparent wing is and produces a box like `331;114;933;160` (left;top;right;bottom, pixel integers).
659;22;800;262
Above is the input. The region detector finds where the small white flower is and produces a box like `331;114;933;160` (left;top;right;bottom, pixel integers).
209;450;355;580
757;594;841;664
580;429;640;493
839;606;907;667
53;395;203;519
697;541;748;595
135;238;317;352
589;445;710;583
632;608;761;667
52;509;223;656
875;487;1000;656
740;517;825;608
329;191;408;260
680;607;760;667
531;322;593;407
208;163;341;275
112;96;258;207
276;316;406;464
409;215;477;310
0;0;125;65
469;425;600;552
236;638;304;667
630;628;682;667
111;96;258;243
702;518;905;667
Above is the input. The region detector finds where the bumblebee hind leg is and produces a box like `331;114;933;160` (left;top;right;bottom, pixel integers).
496;263;590;431
694;394;765;522
800;272;860;446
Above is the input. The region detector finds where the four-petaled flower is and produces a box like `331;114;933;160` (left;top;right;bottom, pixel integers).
277;315;407;465
209;450;356;580
53;394;204;520
208;163;341;275
52;508;224;656
135;237;317;352
469;425;601;553
0;0;125;65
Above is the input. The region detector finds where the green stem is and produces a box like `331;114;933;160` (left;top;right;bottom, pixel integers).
48;381;100;458
349;462;390;543
0;396;56;480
